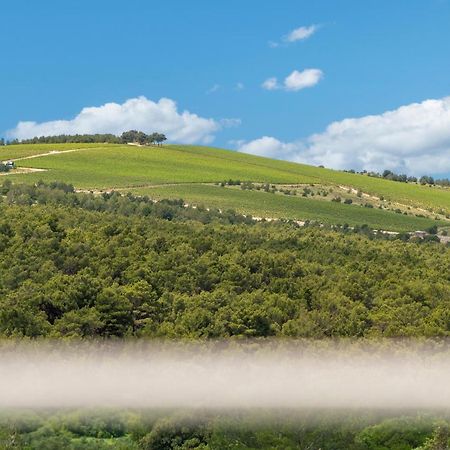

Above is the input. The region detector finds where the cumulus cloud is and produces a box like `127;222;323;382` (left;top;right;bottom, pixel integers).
237;97;450;175
284;69;323;91
284;25;318;43
238;136;299;159
262;69;323;92
262;77;279;90
8;96;224;144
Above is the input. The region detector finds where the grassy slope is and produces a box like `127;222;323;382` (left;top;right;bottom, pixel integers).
5;143;448;209
2;143;449;230
0;143;109;160
132;184;442;232
10;144;320;186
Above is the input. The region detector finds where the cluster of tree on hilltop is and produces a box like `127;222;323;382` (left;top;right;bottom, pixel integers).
0;130;167;146
379;170;444;186
344;168;449;187
0;181;448;339
120;130;167;145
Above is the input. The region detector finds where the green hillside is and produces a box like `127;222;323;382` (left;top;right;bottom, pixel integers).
1;142;449;231
132;184;442;232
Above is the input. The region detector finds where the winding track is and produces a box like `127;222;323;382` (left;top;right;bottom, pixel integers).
10;147;93;162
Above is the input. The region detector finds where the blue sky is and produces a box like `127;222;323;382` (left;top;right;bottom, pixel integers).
1;0;450;176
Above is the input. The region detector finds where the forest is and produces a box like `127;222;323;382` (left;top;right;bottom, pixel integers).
0;181;448;339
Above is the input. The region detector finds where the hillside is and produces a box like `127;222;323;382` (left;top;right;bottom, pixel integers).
0;182;449;340
1;142;449;231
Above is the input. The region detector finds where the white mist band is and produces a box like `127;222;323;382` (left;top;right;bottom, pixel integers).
1;343;449;410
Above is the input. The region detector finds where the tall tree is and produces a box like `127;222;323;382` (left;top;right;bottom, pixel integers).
155;133;167;146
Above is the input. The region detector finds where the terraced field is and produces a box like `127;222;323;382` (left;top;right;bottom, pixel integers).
2;142;449;231
132;184;443;232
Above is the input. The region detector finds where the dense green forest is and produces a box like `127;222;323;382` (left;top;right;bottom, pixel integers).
0;409;449;449
0;181;448;339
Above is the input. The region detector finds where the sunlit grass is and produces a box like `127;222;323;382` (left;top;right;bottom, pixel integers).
2;143;448;228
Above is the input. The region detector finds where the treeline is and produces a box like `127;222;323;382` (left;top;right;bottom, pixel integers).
1;130;167;146
0;181;448;339
0;180;253;225
0;409;448;449
344;168;449;187
6;133;122;145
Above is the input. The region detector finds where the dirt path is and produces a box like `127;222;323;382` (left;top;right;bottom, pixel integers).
0;167;47;176
11;147;93;162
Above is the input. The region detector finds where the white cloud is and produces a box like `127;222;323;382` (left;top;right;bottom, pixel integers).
262;77;279;90
269;24;318;48
235;82;245;91
284;69;323;91
238;136;300;159
237;97;450;175
262;69;323;92
206;84;221;94
8;96;226;144
284;25;318;43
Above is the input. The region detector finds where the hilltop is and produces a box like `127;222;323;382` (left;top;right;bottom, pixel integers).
1;142;449;232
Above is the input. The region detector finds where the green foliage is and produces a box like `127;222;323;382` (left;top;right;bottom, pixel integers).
120;131;167;146
16;134;122;145
415;424;450;450
0;182;448;339
355;417;433;450
140;416;210;450
9;131;167;149
0;411;448;450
